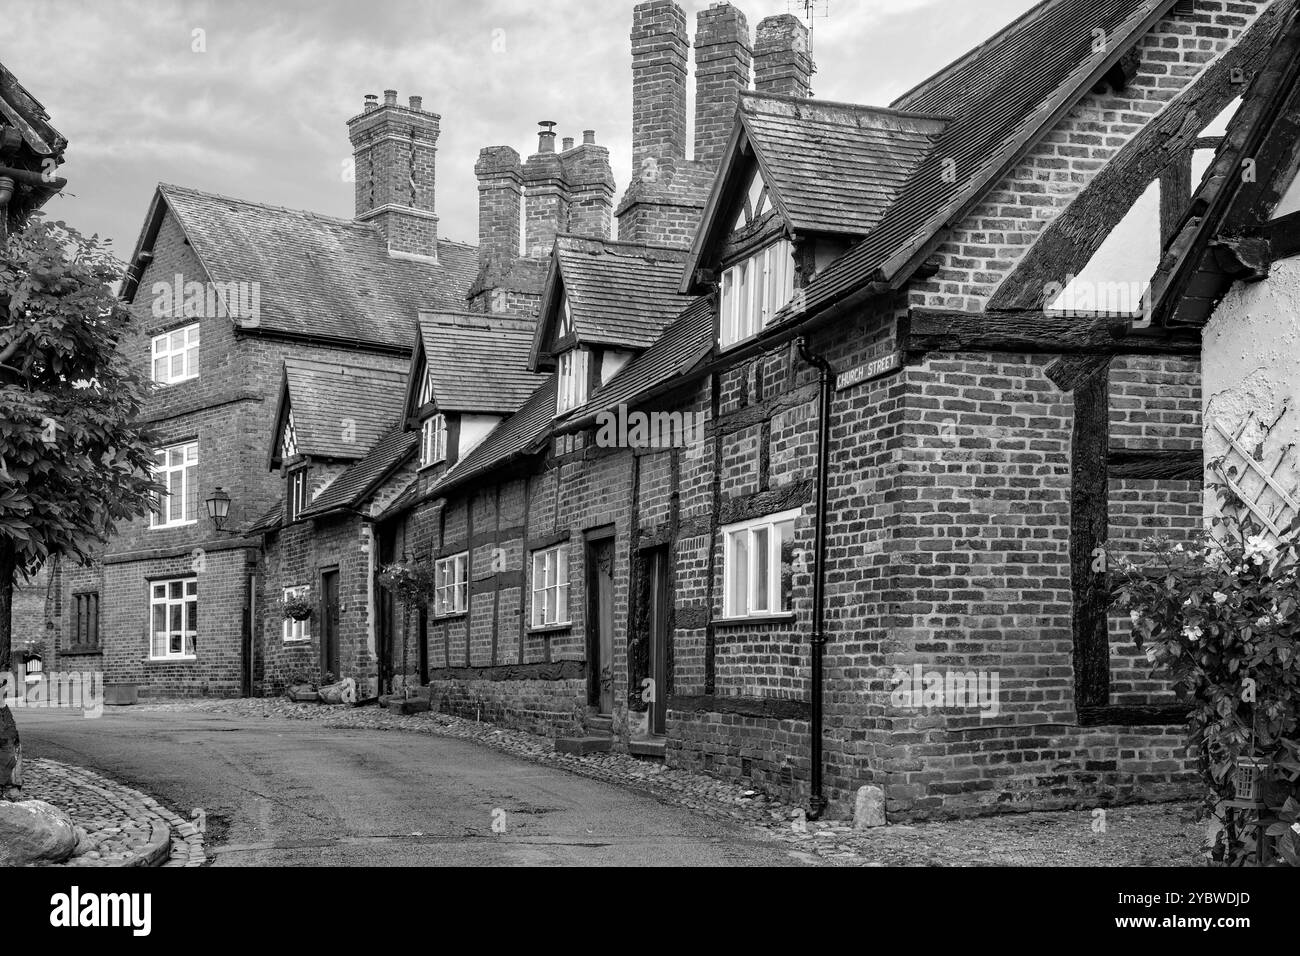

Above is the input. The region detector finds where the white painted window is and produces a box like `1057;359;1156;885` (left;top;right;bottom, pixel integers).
722;509;799;619
150;441;198;529
531;545;570;628
719;239;795;348
287;468;310;523
151;324;200;385
282;586;311;643
421;414;448;468
556;348;590;415
434;553;469;618
150;578;198;659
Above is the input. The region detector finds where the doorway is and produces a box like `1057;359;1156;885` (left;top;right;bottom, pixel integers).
645;546;670;737
585;531;616;716
320;568;340;679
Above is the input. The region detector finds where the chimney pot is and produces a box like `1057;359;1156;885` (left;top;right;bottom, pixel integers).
583;129;596;145
538;121;558;153
364;93;379;112
409;95;423;111
562;136;575;151
383;89;398;107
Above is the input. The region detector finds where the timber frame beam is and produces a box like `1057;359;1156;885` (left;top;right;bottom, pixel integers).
900;308;1201;359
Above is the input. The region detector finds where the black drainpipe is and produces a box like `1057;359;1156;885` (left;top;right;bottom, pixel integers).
796;335;832;819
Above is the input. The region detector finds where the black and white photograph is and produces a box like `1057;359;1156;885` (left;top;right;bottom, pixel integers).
1;0;1297;931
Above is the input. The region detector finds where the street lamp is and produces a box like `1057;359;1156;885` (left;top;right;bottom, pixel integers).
205;486;233;532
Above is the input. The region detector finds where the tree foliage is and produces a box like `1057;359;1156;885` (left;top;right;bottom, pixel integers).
0;215;160;668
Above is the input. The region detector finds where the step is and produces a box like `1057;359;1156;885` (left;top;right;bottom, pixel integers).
628;737;667;760
587;716;614;734
554;735;612;755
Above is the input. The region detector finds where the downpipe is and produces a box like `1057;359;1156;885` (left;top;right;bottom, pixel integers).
796;336;832;820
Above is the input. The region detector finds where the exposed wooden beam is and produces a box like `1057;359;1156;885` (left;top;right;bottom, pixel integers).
1077;702;1191;727
1108;447;1203;480
903;309;1201;357
1047;355;1113;392
1262;210;1300;261
1072;365;1112;711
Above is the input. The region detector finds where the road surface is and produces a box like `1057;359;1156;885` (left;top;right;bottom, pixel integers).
16;707;802;867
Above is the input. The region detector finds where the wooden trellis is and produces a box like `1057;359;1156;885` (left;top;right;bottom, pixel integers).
1210;411;1300;540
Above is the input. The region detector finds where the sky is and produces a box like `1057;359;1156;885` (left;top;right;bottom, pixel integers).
2;0;1041;259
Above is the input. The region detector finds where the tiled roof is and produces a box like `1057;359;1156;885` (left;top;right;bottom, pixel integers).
783;0;1179;322
740;92;950;236
301;426;418;518
0;61;65;157
278;358;407;463
427;379;558;499
557;298;714;432
417;311;548;414
244;500;283;536
550;235;692;351
126;184;478;350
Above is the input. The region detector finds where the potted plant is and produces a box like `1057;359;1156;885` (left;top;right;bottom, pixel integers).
281;591;313;622
284;670;318;703
378;558;436;699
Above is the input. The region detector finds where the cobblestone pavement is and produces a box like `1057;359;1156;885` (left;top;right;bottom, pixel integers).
22;758;206;867
136;697;1206;866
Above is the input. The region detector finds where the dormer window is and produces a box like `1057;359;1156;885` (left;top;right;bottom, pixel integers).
421;413;448;468
719;239;795;348
557;348;590;415
287;467;310;523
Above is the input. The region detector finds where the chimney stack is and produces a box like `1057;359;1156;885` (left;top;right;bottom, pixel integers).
347;90;441;259
754;14;815;98
523;122;568;257
475;145;523;273
694;4;751;167
563;131;614;241
631;0;689;181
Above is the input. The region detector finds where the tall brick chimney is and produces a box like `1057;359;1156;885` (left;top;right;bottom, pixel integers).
475;146;522;272
754;15;815;98
562;131;614;240
523;122;568;258
631;0;689;182
347;90;441;259
694;4;751;166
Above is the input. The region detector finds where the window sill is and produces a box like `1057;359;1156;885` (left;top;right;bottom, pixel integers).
714;613;797;628
432;612;468;623
152;375;199;388
60;645;103;657
147;656;197;664
149;520;198;532
282;638;313;646
527;623;572;636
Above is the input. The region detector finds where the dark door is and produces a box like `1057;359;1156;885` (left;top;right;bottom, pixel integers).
647;547;670;736
418;605;429;686
321;569;340;679
241;573;255;698
377;529;396;695
587;537;616;715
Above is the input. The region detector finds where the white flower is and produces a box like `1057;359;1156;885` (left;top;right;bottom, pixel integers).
1174;544;1185;552
1130;610;1142;625
1183;625;1203;642
1213;592;1229;605
1245;533;1278;564
1255;616;1271;629
1145;645;1161;663
1292;822;1300;837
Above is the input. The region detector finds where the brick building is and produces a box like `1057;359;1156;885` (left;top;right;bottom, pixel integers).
370;0;1285;821
50;91;477;696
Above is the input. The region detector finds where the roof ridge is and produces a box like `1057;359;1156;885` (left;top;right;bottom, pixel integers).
740;89;951;124
284;356;407;376
159;182;367;228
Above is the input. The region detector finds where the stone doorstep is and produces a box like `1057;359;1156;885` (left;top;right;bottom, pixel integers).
588;715;614;735
628;737;667;760
554;735;613;755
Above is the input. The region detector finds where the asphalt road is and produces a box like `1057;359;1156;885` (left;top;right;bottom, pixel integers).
16;708;802;867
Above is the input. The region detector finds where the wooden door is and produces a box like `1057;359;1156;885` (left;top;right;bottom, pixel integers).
587;537;616;715
647;547;670;736
321;569;340;679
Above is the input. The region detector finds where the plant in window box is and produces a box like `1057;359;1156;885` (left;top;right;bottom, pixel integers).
281;592;313;621
1111;472;1300;866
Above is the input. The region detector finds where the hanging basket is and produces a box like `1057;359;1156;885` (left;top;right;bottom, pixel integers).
281;595;314;621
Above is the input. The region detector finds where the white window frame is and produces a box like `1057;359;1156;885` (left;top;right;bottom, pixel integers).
282;586;312;643
421;413;448;468
150;440;198;529
434;553;469;618
721;508;800;620
531;545;570;628
556;348;590;416
719;239;795;349
287;468;310;523
151;323;200;385
150;577;198;660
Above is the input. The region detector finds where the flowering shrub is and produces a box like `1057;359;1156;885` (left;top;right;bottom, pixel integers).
1112;478;1300;866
